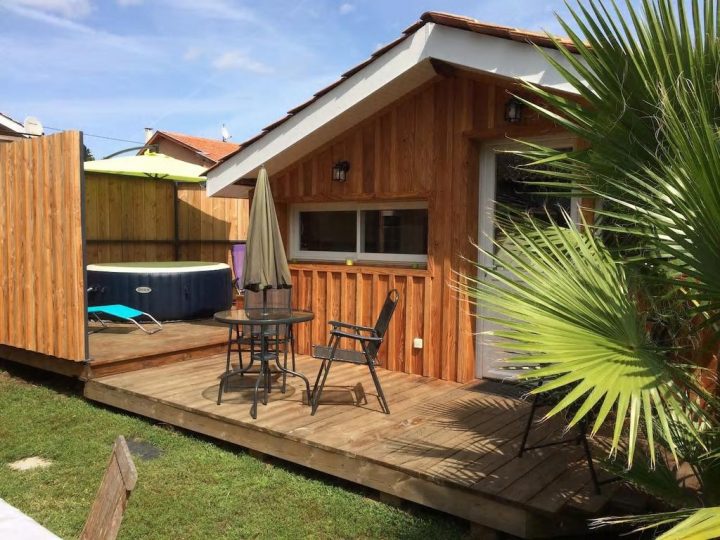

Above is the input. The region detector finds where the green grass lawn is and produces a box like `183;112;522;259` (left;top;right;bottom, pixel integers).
0;363;467;540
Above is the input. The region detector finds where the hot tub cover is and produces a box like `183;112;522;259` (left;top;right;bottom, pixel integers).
87;261;232;321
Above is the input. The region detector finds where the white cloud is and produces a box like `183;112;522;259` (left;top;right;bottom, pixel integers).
8;0;91;18
339;2;355;15
183;46;202;61
117;0;143;5
212;51;272;73
0;3;144;54
165;0;256;23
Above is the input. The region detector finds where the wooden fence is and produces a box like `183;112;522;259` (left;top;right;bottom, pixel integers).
0;131;88;361
85;174;248;267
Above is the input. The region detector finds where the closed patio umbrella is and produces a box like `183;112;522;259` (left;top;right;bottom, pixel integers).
242;166;291;293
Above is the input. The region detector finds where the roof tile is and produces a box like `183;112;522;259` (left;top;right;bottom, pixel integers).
154;131;241;163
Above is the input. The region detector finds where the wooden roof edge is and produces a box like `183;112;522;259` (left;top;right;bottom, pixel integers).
208;11;580;172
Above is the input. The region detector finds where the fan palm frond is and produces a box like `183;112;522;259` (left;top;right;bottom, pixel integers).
590;81;720;324
460;215;701;466
514;0;720;207
594;507;720;539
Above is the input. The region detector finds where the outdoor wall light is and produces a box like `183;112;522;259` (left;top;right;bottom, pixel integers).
504;97;524;124
332;160;350;182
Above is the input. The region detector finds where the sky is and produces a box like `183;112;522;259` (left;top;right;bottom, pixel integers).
0;0;630;158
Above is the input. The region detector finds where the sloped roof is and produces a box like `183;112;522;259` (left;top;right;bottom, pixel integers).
148;130;240;163
211;11;576;169
419;11;576;51
0;112;27;135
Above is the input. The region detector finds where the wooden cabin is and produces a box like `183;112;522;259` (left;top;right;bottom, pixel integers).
0;15;626;537
206;11;581;383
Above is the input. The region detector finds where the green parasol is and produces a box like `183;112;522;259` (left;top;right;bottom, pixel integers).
84;151;205;183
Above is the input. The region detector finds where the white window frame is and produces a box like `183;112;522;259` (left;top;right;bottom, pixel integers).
290;201;428;264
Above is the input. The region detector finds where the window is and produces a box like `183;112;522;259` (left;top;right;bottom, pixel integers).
361;209;428;255
299;211;356;252
291;202;428;263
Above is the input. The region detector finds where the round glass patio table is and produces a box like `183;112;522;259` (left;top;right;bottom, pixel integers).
214;309;314;419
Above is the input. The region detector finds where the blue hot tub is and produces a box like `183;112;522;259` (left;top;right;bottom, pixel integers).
87;261;232;321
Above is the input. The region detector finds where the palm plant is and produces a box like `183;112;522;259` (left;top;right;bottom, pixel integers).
460;0;720;537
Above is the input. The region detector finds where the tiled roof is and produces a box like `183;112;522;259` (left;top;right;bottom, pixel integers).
213;11;577;169
419;11;577;51
151;130;241;163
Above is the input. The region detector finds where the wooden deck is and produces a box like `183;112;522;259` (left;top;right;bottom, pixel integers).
84;353;617;538
86;320;228;378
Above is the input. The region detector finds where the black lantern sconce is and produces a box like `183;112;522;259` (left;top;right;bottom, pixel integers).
504;97;524;124
332;160;350;182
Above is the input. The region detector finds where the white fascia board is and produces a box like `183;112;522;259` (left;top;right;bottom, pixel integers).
207;25;434;197
425;25;578;93
207;22;581;197
0;113;26;135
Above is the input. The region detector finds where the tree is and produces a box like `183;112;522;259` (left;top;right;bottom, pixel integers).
460;1;720;537
83;145;95;161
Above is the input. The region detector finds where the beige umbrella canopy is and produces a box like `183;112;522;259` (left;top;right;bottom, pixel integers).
242;166;292;292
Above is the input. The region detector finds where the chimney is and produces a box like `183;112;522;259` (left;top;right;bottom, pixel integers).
144;127;153;142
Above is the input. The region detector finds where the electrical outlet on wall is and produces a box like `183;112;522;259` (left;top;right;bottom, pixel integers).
412;337;423;349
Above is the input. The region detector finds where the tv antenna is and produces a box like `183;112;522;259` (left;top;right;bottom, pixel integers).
221;123;231;142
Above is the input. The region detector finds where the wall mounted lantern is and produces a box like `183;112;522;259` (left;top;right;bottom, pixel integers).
504;97;524;124
332;160;350;182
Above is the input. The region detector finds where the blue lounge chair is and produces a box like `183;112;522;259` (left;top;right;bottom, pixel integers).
88;305;162;334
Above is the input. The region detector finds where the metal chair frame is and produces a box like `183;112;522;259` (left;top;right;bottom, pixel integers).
217;287;300;414
88;306;162;335
517;383;618;495
216;322;298;403
310;289;400;416
243;287;297;385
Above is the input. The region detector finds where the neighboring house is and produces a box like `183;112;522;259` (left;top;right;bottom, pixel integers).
143;130;240;169
206;11;582;384
0;112;31;143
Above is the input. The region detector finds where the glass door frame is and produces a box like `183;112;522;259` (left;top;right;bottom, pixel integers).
476;135;579;379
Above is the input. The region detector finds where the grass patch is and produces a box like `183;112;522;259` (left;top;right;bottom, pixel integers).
0;363;467;539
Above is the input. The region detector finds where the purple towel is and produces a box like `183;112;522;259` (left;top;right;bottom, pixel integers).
231;243;246;288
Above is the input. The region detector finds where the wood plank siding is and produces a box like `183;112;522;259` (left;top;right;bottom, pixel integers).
270;72;565;382
0;131;88;361
85;175;249;267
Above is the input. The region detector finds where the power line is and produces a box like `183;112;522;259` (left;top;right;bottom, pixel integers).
44;125;144;145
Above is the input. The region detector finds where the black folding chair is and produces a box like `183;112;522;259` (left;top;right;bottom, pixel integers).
517;379;612;495
310;289;400;415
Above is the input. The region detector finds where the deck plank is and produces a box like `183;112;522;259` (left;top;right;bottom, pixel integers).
89;320;228;363
84;352;620;538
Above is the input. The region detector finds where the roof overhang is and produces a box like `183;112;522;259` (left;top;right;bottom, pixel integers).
0;113;27;136
206;22;581;198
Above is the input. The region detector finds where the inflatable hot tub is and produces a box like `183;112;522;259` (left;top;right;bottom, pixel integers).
87;262;232;321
